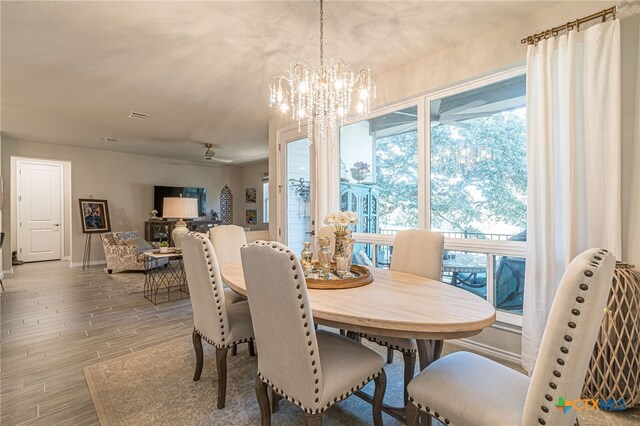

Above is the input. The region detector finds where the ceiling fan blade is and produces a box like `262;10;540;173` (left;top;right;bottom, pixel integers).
207;157;233;164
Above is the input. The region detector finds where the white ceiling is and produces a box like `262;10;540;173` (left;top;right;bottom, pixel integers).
1;1;560;165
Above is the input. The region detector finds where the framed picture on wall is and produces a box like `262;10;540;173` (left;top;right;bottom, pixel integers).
245;209;257;225
79;199;111;233
245;187;257;203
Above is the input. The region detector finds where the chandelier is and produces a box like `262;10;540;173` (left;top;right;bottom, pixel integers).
269;0;375;144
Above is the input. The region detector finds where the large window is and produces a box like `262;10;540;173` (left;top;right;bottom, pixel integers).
337;70;527;323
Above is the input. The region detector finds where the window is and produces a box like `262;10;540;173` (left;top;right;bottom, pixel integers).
430;74;527;241
336;70;527;324
262;177;269;224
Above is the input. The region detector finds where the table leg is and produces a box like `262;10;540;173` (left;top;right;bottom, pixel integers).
417;339;443;371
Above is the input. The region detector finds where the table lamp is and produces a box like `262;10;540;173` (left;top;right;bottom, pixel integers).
163;196;199;248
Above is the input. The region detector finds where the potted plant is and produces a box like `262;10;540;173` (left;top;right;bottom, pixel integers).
350;161;370;183
159;241;170;253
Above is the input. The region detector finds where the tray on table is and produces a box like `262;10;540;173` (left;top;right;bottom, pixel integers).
305;264;373;290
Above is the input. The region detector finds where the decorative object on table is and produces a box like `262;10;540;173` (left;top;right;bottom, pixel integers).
268;0;375;146
582;263;640;408
336;256;349;276
324;211;358;260
300;242;314;276
305;263;373;289
343;238;355;269
209;209;219;221
350;161;370;183
159;241;170;254
245;209;257;225
79;197;111;233
149;209;160;220
162;196;199;249
220;185;233;225
317;237;333;278
245;187;257;203
79;196;111;270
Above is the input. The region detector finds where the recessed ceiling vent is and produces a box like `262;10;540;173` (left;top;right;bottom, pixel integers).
128;111;148;120
102;137;119;143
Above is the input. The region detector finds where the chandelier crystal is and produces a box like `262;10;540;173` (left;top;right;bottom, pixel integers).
269;0;375;144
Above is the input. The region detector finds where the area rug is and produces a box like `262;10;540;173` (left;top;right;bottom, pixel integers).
84;335;639;425
104;269;146;294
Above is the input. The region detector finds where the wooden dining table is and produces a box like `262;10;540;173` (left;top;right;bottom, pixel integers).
220;260;496;422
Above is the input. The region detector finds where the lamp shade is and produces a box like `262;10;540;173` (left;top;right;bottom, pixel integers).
163;197;199;219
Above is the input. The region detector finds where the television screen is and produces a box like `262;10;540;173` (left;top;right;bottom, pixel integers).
154;186;206;217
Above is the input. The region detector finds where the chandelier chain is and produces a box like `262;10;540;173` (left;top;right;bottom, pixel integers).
319;0;324;67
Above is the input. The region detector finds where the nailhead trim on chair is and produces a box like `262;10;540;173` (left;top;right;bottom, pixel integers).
535;249;608;426
360;333;418;354
190;233;255;349
406;250;609;426
258;369;384;414
408;397;451;425
250;240;385;414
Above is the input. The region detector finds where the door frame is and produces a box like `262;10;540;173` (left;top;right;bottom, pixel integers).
276;125;314;246
12;156;69;262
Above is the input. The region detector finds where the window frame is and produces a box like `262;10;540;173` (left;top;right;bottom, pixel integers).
338;65;527;327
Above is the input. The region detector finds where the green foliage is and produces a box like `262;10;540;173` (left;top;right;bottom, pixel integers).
373;110;526;234
159;241;169;247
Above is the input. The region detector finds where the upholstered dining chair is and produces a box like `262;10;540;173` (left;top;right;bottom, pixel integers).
406;248;615;426
361;229;444;403
241;241;387;426
209;225;247;305
181;233;255;409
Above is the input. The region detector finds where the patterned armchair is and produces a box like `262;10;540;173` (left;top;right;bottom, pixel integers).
100;231;166;273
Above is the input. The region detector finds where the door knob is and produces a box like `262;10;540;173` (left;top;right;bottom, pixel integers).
54;224;60;226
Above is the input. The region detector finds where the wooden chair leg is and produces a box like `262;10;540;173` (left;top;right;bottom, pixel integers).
248;340;256;357
304;414;323;425
0;277;4;292
387;346;394;363
192;330;203;381
255;376;271;426
406;402;420;426
402;351;416;405
269;388;282;413
231;344;238;356
215;347;229;409
372;370;387;426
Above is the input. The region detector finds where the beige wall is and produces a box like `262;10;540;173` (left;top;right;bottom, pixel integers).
234;160;269;231
1;138;246;267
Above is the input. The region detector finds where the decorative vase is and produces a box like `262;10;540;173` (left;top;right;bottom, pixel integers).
333;230;349;261
350;169;368;183
317;237;332;278
343;238;355;269
300;242;314;276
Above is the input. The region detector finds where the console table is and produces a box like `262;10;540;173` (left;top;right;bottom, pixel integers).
144;220;220;246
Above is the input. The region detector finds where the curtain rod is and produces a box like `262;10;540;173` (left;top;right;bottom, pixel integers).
521;6;617;45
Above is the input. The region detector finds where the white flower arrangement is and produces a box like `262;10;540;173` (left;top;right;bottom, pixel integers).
324;211;358;232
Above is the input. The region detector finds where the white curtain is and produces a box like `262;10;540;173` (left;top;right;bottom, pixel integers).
522;20;621;374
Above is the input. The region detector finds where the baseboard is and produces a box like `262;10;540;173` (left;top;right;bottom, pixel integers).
2;268;14;277
451;337;522;365
61;256;70;261
69;260;107;268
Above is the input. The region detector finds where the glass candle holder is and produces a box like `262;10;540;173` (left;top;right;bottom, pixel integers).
336;256;349;276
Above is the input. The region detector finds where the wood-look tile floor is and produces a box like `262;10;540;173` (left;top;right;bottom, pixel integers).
0;261;194;425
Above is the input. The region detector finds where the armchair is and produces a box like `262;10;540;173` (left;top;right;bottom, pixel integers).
100;231;167;273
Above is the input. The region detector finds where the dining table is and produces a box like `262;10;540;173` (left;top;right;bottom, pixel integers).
220;260;496;423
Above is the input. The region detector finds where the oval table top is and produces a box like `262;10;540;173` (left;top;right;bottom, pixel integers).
221;261;496;340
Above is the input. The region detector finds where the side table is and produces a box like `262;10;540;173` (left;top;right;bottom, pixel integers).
582;263;640;408
143;251;189;305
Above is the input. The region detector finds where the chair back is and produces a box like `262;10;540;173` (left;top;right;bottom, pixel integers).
317;225;351;257
181;233;230;346
390;230;444;281
210;225;247;267
523;248;615;426
241;241;322;410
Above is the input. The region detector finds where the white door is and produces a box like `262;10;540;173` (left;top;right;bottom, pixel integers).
18;161;63;262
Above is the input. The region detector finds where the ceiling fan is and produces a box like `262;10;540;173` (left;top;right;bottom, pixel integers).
201;144;233;164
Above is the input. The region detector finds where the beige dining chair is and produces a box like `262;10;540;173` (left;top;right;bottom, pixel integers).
181;233;255;409
406;248;615;426
361;229;444;404
210;225;246;304
241;241;387;426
